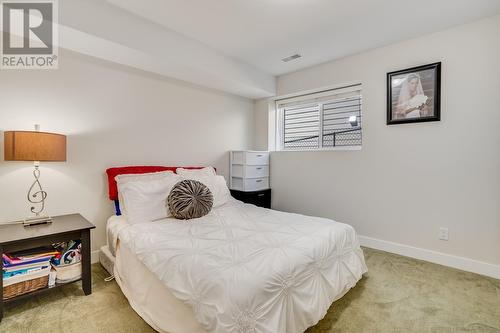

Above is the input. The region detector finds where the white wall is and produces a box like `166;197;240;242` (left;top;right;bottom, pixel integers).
0;50;255;253
263;16;500;268
254;99;270;150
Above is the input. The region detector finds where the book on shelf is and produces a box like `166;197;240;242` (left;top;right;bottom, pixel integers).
3;261;51;272
2;247;59;286
3;266;52;287
2;246;59;267
3;263;51;279
2;241;82;287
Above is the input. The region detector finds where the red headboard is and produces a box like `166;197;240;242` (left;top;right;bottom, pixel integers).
106;166;208;201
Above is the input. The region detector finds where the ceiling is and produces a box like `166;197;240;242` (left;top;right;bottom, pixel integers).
57;0;276;99
107;0;500;76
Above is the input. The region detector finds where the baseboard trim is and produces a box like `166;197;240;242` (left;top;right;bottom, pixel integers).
91;249;100;264
358;235;500;280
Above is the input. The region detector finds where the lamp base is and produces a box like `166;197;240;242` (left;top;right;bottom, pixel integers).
23;215;53;227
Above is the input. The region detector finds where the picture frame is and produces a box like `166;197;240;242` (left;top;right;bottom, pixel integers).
387;62;441;125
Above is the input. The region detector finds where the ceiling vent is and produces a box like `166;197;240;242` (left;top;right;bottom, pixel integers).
282;54;302;62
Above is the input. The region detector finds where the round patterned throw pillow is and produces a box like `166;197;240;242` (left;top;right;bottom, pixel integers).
167;180;213;220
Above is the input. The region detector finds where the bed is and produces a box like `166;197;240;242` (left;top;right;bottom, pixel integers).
100;166;367;333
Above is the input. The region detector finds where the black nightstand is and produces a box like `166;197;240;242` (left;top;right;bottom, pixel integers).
0;214;95;321
230;189;271;209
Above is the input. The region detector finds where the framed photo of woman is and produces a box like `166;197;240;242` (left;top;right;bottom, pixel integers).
387;62;441;125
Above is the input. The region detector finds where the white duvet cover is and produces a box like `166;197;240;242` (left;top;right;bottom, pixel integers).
118;199;367;333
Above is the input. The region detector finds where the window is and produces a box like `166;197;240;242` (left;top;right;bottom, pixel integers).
276;84;362;150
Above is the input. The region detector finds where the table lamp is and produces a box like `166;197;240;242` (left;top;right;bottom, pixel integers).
4;125;66;226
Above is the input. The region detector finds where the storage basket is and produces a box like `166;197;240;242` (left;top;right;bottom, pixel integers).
3;275;49;300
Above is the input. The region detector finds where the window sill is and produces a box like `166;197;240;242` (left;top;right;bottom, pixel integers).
274;146;362;152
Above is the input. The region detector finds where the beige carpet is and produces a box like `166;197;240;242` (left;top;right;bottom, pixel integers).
2;248;499;333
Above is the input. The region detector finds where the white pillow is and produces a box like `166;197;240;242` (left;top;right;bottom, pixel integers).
117;172;182;224
176;167;216;177
181;174;230;208
116;170;174;182
115;171;174;216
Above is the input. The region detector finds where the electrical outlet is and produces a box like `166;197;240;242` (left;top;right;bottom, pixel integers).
439;227;449;241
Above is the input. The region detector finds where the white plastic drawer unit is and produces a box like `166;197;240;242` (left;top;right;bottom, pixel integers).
231;177;269;191
230;151;270;191
231;165;269;178
231;151;269;166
